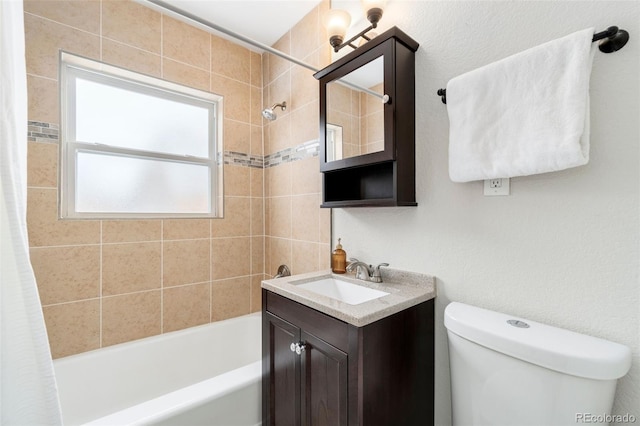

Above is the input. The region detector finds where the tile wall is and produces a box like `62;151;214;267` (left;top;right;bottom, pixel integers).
24;0;268;358
263;1;332;276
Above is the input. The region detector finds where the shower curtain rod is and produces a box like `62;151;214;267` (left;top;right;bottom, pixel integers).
139;0;386;101
436;26;629;104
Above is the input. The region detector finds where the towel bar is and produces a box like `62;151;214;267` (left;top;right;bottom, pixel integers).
436;26;629;104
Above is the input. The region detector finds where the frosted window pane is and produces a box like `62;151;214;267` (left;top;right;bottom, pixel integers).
76;151;210;214
75;78;210;157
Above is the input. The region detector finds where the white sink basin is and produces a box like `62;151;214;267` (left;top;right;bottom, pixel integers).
293;278;389;305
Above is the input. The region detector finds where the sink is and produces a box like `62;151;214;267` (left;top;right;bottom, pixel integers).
292;277;389;305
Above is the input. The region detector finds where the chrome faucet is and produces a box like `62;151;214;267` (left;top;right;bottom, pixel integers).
346;259;389;283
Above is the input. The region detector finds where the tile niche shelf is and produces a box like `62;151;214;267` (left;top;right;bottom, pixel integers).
314;27;419;208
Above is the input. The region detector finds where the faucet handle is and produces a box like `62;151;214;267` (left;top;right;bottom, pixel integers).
371;263;389;282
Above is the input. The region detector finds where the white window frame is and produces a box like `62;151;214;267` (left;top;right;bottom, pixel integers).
59;51;224;219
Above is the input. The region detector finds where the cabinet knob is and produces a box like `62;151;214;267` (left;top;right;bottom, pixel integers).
295;343;306;355
290;342;306;355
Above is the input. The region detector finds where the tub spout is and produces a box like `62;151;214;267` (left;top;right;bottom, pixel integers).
274;264;291;278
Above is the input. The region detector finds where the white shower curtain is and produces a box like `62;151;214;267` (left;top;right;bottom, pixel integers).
0;0;62;424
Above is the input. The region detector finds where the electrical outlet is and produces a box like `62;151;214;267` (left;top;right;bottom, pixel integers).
484;178;510;196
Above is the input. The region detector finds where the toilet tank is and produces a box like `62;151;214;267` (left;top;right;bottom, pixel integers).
444;302;632;426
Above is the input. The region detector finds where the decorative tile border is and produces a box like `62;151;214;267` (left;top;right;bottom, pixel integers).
28;121;59;143
264;139;319;168
27;121;318;169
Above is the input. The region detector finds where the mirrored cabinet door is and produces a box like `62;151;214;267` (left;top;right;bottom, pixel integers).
314;27;419;208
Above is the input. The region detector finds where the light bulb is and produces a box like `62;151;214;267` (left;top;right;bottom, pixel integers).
326;9;351;49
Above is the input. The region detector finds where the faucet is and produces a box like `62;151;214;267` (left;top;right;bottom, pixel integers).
346;259;389;283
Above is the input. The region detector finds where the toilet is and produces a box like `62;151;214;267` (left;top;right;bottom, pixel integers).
444;302;632;426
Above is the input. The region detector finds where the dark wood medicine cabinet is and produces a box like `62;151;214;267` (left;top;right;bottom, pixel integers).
314;27;419;208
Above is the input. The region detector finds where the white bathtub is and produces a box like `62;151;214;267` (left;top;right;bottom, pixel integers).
53;313;262;426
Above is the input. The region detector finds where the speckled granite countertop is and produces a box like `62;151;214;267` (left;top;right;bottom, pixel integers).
261;268;436;327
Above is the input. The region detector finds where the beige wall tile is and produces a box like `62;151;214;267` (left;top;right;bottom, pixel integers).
224;164;250;197
102;220;161;243
163;15;210;70
250;51;262;88
163;239;210;287
27;75;58;124
291;102;319;147
267;237;291;277
27;188;101;247
251;236;264;275
267;114;291;154
223;119;250;153
102;291;161;347
163;219;210;240
292;156;321;195
291;65;318;111
102;242;161;295
31;245;100;305
250;86;263;126
250;167;263;198
320;203;331;244
291;6;319;59
211;237;250;280
27;141;57;188
292;240;320;275
292;194;320;242
211;197;250;238
250;125;263;157
24;0;101;34
319;243;331;269
268;162;291;197
43;299;100;358
102;38;161;77
102;0;161;53
267;71;291;117
163;283;210;332
211;35;250;82
251;197;264;236
250;274;263;313
25;13;100;79
268;34;291;83
162;58;210;91
211;277;250;321
268;196;292;239
211;74;250;122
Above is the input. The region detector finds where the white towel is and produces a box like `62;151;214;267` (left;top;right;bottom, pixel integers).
447;28;597;182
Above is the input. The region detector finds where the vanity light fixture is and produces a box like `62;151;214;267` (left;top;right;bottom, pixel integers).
327;0;386;52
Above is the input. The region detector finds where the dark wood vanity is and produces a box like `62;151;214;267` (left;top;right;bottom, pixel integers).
262;290;434;426
314;27;419;208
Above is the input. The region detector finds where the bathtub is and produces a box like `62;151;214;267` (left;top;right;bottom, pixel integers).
53;313;262;426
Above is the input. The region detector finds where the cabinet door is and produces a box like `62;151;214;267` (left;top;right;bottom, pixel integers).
264;312;301;426
301;331;348;426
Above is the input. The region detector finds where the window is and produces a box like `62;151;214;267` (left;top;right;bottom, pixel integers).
59;52;223;219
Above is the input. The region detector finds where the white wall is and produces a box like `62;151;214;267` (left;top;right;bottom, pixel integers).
333;2;639;424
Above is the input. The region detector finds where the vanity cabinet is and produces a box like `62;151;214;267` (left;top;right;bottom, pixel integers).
262;289;434;426
314;27;419;208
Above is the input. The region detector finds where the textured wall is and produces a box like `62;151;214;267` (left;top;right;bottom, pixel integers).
333;1;639;423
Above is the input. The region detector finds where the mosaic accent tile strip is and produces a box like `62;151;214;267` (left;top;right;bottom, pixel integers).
28;121;59;143
264;139;319;168
223;151;264;168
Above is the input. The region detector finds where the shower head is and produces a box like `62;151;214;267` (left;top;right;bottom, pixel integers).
262;101;287;121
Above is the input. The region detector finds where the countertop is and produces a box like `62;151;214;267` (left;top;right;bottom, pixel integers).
261;268;436;327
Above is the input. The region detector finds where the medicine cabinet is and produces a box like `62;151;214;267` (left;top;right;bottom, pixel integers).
314;27;419;207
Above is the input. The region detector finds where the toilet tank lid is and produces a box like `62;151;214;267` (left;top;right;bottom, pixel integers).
444;302;632;380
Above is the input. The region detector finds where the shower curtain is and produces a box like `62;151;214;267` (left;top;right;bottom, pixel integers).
0;0;62;424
